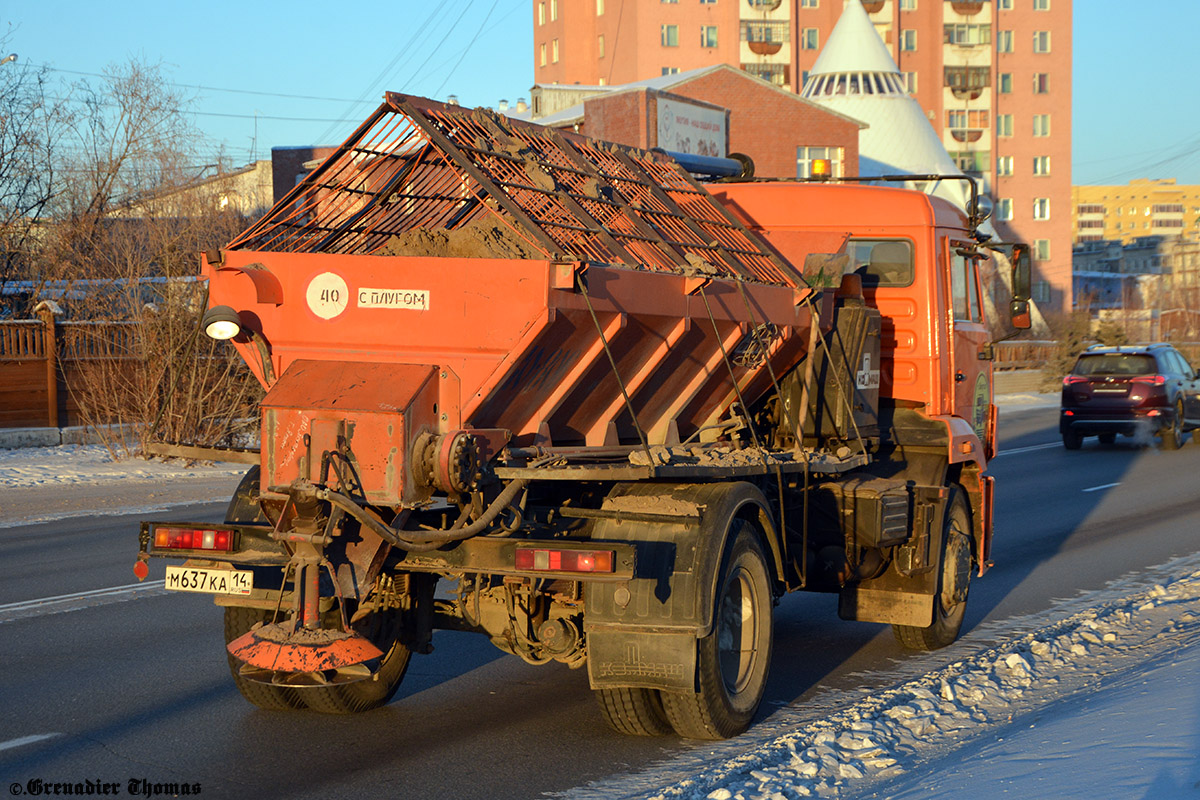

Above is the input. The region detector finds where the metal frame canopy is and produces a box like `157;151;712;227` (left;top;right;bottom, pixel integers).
228;93;801;288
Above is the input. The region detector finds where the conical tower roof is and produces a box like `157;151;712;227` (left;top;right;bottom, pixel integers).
808;0;899;77
800;0;979;219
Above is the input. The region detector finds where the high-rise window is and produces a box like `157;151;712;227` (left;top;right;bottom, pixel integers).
997;114;1013;137
539;43;546;66
1033;31;1051;53
900;0;916;9
997;198;1013;221
598;34;605;58
1033;156;1051;176
1034;240;1051;262
1034;198;1051;220
999;73;1012;93
801;28;819;50
996;30;1013;53
661;24;679;46
996;155;1013;177
701;25;718;48
903;72;917;93
551;0;558;21
1033;73;1049;93
662;66;680;75
800;0;818;7
597;0;604;13
1033;114;1051;137
901;30;917;51
538;2;545;26
998;0;1013;8
1034;0;1050;9
552;38;560;63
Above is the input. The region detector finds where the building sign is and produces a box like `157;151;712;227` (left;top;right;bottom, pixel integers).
656;99;727;158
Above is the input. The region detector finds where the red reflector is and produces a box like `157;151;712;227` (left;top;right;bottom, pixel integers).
514;547;615;573
1147;409;1162;417
154;526;235;552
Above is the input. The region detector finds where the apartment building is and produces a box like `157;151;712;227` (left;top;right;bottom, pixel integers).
1072;179;1200;245
534;0;1073;312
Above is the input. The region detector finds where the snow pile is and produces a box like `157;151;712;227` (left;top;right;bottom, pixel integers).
641;559;1200;800
0;443;246;488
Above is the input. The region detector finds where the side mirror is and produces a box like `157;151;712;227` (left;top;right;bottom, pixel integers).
1010;299;1031;330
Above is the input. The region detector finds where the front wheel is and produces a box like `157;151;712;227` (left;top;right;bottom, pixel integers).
661;521;773;740
893;489;973;651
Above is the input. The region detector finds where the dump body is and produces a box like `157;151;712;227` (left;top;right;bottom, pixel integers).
136;93;1023;739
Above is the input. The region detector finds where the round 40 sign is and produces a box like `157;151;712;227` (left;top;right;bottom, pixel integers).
306;272;349;320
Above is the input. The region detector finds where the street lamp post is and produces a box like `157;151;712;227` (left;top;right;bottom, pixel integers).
1;54;17;66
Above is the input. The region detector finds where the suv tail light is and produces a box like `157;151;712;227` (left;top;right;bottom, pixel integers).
1132;375;1167;386
1063;376;1089;385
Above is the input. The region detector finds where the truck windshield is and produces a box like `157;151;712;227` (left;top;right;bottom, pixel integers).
847;239;914;287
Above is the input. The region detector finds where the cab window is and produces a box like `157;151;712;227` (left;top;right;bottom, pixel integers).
951;249;982;322
847;239;914;288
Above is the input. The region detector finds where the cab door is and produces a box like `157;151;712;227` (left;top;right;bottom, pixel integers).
947;240;992;443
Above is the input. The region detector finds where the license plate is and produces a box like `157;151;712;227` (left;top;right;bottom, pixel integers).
164;565;253;596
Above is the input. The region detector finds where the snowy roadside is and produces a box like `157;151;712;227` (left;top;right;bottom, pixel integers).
562;553;1200;800
0;444;247;528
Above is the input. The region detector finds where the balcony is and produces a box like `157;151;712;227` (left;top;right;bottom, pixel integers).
748;40;783;55
862;1;884;12
950;1;985;15
950;129;985;143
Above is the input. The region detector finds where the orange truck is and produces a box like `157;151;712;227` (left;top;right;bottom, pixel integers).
136;94;1030;739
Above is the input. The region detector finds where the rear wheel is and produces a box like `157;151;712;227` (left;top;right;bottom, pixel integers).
1062;428;1082;450
661;521;773;740
1162;401;1185;450
294;607;412;714
594;687;673;736
223;607;304;711
893;489;973;651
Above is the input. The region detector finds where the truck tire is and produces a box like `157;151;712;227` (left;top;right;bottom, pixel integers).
594;687;674;736
661;521;773;740
296;608;412;714
223;607;305;711
892;488;972;651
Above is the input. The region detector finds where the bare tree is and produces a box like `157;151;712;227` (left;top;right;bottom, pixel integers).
0;44;64;311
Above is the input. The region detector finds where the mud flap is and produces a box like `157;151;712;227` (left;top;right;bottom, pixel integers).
838;588;934;627
586;628;698;692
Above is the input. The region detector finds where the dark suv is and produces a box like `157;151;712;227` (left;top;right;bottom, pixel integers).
1060;343;1200;450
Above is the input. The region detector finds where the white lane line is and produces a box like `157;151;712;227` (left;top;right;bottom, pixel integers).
0;733;61;752
1082;482;1121;493
0;580;167;623
995;442;1061;457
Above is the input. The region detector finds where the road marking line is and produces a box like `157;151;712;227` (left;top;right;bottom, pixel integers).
995;442;1061;457
0;581;168;623
0;733;61;752
1083;482;1121;493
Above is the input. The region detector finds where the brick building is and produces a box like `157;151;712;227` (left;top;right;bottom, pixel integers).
534;0;1074;312
524;64;863;179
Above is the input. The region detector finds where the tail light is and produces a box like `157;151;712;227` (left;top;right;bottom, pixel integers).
153;526;235;552
1063;376;1089;385
514;547;615;574
1132;375;1166;386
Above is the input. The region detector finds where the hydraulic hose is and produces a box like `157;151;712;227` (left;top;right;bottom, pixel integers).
317;479;530;552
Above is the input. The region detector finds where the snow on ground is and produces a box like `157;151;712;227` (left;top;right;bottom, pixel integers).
0;443;246;488
562;553;1200;800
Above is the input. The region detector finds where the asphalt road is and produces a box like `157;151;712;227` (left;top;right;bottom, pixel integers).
2;406;1199;800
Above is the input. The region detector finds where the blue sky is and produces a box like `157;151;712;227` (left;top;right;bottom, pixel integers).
4;0;1198;186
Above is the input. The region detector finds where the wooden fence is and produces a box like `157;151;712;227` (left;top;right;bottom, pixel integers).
0;313;140;429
